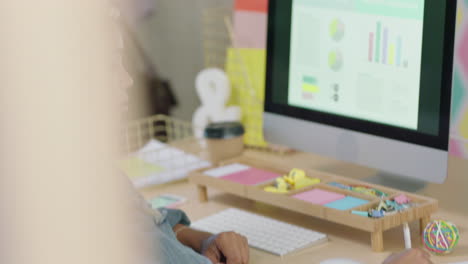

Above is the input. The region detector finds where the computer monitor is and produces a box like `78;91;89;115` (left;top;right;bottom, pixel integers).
264;0;457;185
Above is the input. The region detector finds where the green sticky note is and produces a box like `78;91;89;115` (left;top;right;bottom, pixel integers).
120;157;164;180
150;195;185;209
325;196;369;210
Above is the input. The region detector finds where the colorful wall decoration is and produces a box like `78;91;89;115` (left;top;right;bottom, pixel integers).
451;0;468;158
226;0;269;147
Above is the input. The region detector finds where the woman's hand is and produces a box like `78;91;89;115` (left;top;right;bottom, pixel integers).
202;231;249;264
383;249;433;264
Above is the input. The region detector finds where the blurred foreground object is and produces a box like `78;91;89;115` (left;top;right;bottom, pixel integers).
0;1;151;264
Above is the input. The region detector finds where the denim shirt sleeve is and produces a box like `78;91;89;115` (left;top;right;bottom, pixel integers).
153;208;211;264
157;208;191;228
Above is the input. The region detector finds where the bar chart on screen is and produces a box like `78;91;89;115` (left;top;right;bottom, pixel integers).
368;21;408;68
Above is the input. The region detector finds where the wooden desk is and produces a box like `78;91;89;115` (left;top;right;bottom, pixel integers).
140;150;468;263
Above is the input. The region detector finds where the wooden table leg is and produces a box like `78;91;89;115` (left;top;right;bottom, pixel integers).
371;231;384;252
197;185;208;203
420;216;430;235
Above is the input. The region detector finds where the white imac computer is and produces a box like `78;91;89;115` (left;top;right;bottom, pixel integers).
264;0;457;189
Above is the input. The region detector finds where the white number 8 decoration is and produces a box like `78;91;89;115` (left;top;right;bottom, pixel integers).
192;68;241;138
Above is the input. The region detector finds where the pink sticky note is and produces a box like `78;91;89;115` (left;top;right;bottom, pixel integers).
220;168;280;185
394;194;410;204
292;189;345;205
233;11;267;49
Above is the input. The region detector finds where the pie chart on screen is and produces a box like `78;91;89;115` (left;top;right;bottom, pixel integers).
328;50;343;71
330;19;345;41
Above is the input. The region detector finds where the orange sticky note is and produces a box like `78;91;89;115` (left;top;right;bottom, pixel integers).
235;0;269;13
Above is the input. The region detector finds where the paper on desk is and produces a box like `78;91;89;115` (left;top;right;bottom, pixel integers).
204;163;250;178
121;139;211;188
120;157;165;180
226;48;268;147
233;11;267;49
292;189;345;205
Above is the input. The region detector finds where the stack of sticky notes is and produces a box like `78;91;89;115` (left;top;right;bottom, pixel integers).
233;0;268;49
226;0;269;147
292;189;368;210
204;163;280;186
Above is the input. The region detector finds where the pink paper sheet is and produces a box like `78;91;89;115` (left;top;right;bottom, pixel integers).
292;189;346;205
220;168;280;185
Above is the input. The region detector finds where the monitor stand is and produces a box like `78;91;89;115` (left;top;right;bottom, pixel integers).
362;172;427;193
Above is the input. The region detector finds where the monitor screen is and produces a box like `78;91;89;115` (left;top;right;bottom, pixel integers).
266;0;456;150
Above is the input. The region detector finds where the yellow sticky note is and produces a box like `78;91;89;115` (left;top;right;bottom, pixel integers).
120;157;165;180
226;48;268;147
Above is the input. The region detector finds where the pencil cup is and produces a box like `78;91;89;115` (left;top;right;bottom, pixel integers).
204;122;245;164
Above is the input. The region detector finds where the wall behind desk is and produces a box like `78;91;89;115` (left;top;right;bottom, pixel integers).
133;0;233;121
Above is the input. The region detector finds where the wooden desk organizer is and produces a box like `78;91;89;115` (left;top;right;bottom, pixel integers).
188;156;438;252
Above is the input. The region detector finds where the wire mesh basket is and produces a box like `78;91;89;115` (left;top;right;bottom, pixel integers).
202;7;232;69
121;115;211;188
202;7;265;145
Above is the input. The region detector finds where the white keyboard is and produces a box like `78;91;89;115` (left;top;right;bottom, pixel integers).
191;208;328;256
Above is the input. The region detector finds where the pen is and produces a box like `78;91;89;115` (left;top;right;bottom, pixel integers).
403;223;411;249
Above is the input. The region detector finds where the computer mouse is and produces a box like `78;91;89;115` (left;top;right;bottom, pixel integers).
320;258;363;264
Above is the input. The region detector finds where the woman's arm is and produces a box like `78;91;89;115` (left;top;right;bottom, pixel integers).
173;224;249;264
173;224;212;253
174;224;432;264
